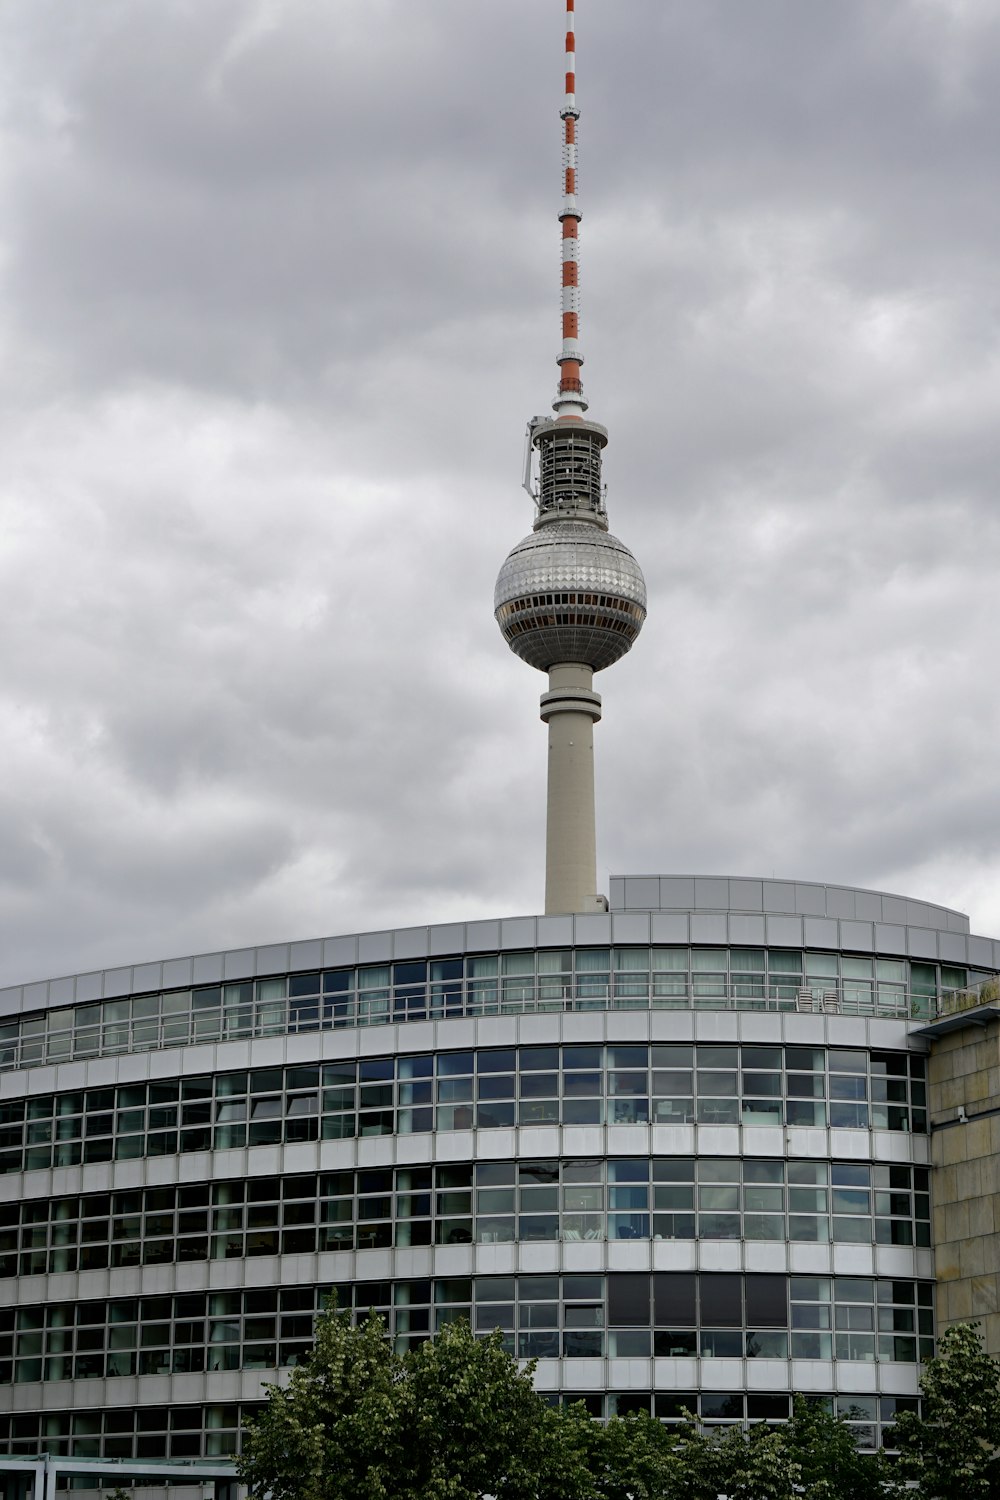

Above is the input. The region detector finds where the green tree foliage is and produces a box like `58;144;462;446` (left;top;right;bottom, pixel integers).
584;1411;720;1500
236;1304;594;1500
240;1301;943;1500
783;1399;889;1500
586;1401;887;1500
715;1420;802;1500
893;1321;1000;1500
236;1305;399;1500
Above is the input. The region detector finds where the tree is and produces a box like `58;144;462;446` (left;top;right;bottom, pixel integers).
585;1410;720;1500
236;1304;595;1500
783;1398;888;1500
715;1421;801;1500
236;1304;400;1500
589;1409;872;1500
892;1321;1000;1500
399;1315;593;1500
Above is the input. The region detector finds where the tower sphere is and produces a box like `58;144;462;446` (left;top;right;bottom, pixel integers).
494;521;647;673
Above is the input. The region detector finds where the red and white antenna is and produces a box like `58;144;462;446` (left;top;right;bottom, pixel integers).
555;0;585;419
520;0;608;515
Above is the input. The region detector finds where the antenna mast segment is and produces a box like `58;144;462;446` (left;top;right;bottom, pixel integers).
556;0;585;419
523;0;610;526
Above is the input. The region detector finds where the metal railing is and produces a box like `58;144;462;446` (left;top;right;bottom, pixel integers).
0;978;937;1073
933;976;1000;1018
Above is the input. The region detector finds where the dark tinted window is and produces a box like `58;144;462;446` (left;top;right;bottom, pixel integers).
745;1275;786;1327
701;1273;741;1327
653;1273;696;1326
608;1274;649;1326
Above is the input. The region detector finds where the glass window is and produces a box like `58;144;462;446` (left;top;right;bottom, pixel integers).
697;1071;737;1096
700;1274;742;1327
520;1047;560;1072
608;1046;647;1069
744;1276;786;1326
805;953;839;977
477;1049;516;1073
562;1045;602;1070
607;1274;649;1326
768;951;803;973
653;1273;696;1326
692;950;727;972
651;949;689;970
614;948;650;981
742;1046;782;1070
437;1053;474;1077
829;1050;867;1073
502;953;534;975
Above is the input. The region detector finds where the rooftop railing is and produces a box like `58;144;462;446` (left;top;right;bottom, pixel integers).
0;978;936;1073
933;975;1000;1018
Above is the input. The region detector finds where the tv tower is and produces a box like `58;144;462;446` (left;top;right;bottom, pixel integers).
495;0;646;916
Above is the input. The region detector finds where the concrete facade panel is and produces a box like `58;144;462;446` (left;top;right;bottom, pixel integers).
794;884;827;916
875;924;906;954
428;923;468;957
623;877;659;908
289;939;323;971
611;913;651;944
803;917;838;949
694;878;729;909
939;932;969;963
221;949;255;980
762;883;797;914
825;888;857;919
358;931;393;963
728;880;764;911
907;928;939;959
650;913;689;943
658;877;695;908
690;913;727;944
191;953;224;984
728;913;766;945
766;915;803;946
574;913;611;945
465;920;501;952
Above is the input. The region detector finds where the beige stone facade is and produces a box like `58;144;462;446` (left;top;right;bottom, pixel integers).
928;1014;1000;1354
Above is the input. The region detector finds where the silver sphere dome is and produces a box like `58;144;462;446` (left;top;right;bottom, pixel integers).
494;520;646;673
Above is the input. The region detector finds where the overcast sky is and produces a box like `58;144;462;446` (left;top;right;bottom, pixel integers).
3;0;1000;987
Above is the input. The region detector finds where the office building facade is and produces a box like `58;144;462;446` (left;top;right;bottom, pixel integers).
2;874;998;1494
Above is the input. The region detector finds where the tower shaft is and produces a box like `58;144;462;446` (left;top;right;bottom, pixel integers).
541;664;604;914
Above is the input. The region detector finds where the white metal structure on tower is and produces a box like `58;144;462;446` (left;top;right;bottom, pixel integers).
495;0;646;916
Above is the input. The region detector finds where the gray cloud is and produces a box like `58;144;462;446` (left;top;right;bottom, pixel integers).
2;0;1000;987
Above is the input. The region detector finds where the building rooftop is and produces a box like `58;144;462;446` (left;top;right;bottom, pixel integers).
1;875;992;1022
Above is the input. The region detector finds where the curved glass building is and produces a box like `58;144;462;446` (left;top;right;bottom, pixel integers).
2;873;998;1495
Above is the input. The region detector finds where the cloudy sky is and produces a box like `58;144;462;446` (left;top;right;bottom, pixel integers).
3;0;1000;987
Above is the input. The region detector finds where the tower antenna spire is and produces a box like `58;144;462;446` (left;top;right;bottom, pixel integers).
556;0;586;418
495;1;646;916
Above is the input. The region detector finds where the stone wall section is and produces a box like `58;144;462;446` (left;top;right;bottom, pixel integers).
928;1018;1000;1353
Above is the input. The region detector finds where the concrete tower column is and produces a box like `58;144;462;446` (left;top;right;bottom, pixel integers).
540;662;604;914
